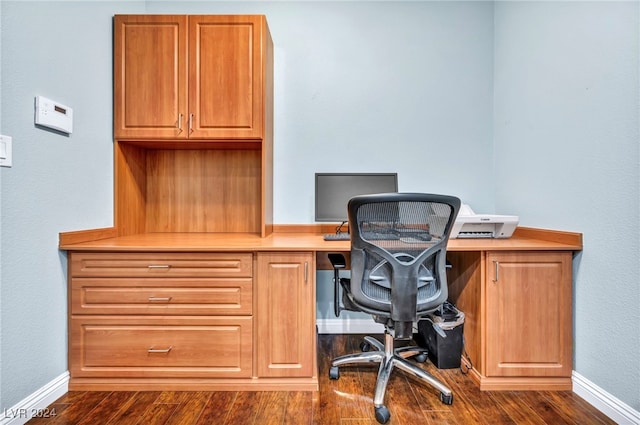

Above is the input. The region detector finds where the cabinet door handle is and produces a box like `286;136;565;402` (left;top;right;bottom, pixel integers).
304;261;309;283
147;265;171;270
178;113;183;131
493;261;500;282
189;113;194;132
148;296;172;302
147;346;172;354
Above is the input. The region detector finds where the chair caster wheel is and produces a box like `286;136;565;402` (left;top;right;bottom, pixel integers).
374;405;390;424
360;341;371;352
440;392;453;405
414;353;427;363
329;366;340;380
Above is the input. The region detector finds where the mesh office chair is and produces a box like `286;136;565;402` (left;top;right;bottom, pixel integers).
328;192;460;424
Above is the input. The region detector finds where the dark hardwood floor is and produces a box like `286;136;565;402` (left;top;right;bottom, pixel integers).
26;334;615;425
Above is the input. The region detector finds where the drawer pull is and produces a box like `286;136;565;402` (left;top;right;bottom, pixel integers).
148;296;172;302
147;265;171;270
148;346;172;354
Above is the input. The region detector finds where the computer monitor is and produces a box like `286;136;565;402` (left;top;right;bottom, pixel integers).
315;173;398;222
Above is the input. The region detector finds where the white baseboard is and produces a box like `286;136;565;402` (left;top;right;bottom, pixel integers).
0;372;69;425
317;318;384;334
572;371;640;425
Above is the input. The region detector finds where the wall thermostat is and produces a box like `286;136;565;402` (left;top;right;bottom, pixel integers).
35;96;73;134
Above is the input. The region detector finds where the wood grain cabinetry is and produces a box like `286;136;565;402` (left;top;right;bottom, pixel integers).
256;252;317;378
70;252;253;316
67;249;319;390
60;11;581;394
69;252;254;382
61;230;581;392
485;252;572;379
113;15;186;140
112;14;273;237
447;250;573;390
64;13;299;391
70;317;253;379
114;15;272;140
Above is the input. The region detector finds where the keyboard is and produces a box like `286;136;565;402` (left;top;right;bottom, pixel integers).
323;232;350;241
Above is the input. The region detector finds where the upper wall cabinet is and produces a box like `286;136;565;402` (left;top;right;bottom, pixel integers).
114;15;273;140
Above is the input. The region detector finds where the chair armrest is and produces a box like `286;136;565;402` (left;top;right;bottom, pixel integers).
328;253;346;317
328;253;346;269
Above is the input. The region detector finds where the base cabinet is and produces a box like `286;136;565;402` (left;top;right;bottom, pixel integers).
485;251;573;379
256;252;316;378
448;250;574;390
67;250;318;391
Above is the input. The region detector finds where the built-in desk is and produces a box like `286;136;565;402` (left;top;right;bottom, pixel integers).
89;11;583;393
59;226;581;392
91;12;582;393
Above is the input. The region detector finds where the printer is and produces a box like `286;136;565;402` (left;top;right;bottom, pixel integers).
450;204;519;239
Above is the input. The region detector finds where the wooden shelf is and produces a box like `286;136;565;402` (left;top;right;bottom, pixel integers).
115;144;266;236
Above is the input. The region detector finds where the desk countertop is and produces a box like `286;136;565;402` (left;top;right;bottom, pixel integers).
59;227;582;252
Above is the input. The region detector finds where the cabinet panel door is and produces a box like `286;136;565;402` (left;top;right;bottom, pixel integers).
114;15;188;139
256;252;316;377
485;252;572;377
189;16;265;139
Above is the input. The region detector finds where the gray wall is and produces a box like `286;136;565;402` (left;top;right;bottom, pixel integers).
493;1;639;409
0;0;638;414
0;0;3;410
1;0;141;411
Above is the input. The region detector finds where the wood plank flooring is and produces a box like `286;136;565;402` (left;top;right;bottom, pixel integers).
26;334;615;425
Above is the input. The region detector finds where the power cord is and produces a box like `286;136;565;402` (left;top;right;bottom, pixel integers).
335;221;347;234
460;334;473;374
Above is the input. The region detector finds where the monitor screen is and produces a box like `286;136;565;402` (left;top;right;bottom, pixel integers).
315;173;398;222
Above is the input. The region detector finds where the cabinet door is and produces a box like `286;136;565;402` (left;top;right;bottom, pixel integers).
188;15;266;139
114;15;188;139
485;252;572;377
256;252;316;378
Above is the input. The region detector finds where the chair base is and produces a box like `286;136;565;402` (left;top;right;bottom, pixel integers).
329;330;453;424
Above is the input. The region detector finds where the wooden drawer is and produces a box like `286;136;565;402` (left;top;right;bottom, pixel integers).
71;278;252;315
70;316;252;378
71;252;253;278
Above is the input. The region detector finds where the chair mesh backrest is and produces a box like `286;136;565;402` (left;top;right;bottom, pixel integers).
347;193;460;325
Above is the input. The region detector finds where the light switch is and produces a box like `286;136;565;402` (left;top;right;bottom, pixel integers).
0;135;12;167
